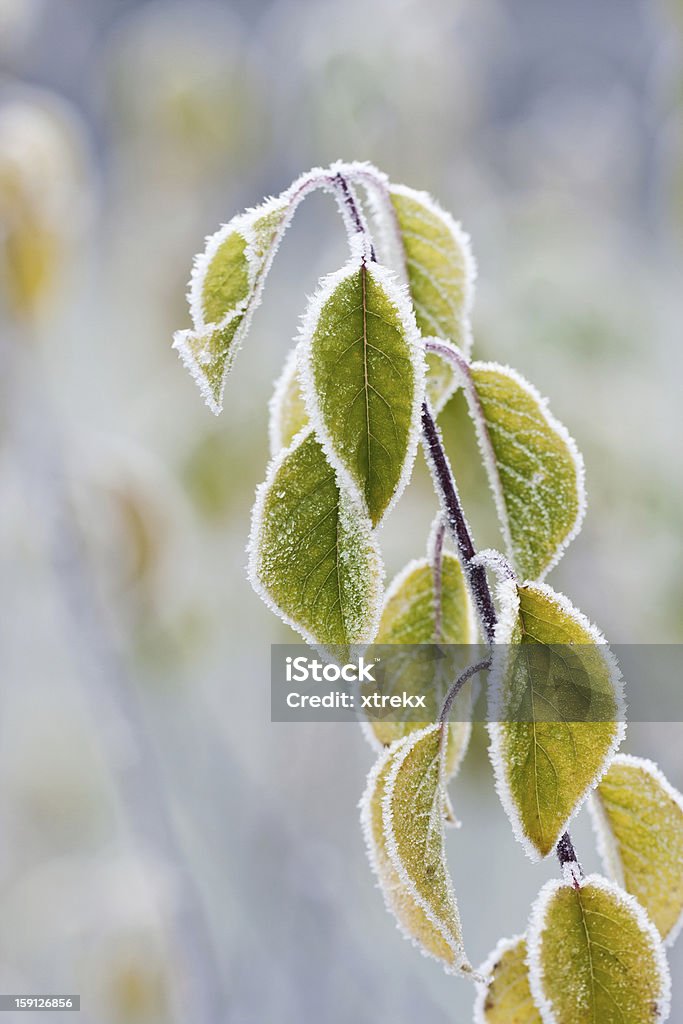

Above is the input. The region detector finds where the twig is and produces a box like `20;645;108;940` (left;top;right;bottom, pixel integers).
439;658;491;726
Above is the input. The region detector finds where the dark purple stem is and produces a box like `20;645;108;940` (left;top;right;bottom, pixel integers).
421;402;497;643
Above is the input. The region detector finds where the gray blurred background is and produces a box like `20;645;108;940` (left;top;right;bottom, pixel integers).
1;0;682;1021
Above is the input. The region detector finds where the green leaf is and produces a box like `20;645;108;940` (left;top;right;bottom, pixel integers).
301;253;424;527
389;185;475;354
268;346;309;454
461;362;585;581
590;755;683;944
360;726;474;975
364;553;475;778
248;430;383;650
173;194;290;413
474;935;542;1024
528;875;671;1024
489;580;625;859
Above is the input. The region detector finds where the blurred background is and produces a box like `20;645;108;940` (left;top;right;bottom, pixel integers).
1;0;682;1021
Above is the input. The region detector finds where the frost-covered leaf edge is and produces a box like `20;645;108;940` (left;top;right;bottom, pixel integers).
246;425;385;651
379;182;477;357
456;357;587;581
297;237;426;528
473;933;539;1024
380;723;474;976
526;874;672;1024
172;165;354;415
588;754;683;947
487;576;627;862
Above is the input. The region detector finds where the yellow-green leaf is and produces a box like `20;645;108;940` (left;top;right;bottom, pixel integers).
590;755;683;944
301;254;424;527
389;185;475;354
248;430;382;650
489;580;625;860
361;725;473;975
528;876;671;1024
361;737;454;967
474;935;542;1024
173;194;290;413
364;553;475;776
268;346;309;454
463;362;585;581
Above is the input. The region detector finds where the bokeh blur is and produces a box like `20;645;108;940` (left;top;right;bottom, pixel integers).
1;1;683;1021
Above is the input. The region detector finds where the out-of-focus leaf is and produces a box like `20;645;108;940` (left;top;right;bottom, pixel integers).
590;755;683;944
474;935;542;1024
248;430;382;651
0;93;88;319
528;876;671;1024
301;253;424;527
489;580;624;859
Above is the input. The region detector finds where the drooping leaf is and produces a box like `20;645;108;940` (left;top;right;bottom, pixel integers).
590;755;683;944
364;553;475;778
268;346;309;454
173;194;291;413
248;430;382;650
361;725;473;975
459;362;586;581
488;580;625;860
301;252;424;527
361;738;454;966
389;185;475;354
528;875;671;1024
474;935;542;1024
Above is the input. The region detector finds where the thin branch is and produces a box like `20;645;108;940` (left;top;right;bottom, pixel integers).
421;402;497;642
429;514;447;644
439;658;491;725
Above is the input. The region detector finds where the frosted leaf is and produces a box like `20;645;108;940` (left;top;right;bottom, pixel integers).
460;361;586;581
589;755;683;945
300;248;425;527
488;579;625;860
364;552;475;777
173;193;291;413
268;345;309;455
248;429;383;652
474;935;542;1024
527;875;671;1024
389;185;475;356
360;726;474;975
